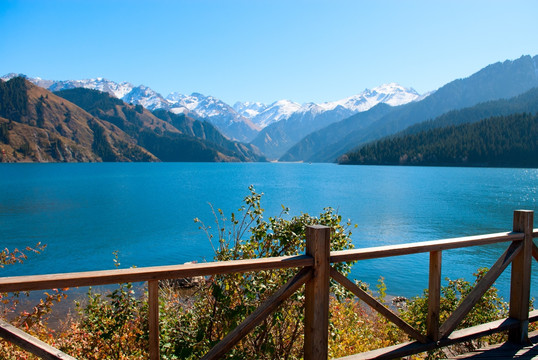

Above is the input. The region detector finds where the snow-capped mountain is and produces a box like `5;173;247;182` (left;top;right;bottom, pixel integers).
232;101;268;120
319;83;420;111
43;77;135;100
1;74;258;141
248;84;421;159
247;100;304;128
234;83;420;130
1;73;166;108
121;85;170;111
166;92;260;142
168;92;237;119
1;73;421;149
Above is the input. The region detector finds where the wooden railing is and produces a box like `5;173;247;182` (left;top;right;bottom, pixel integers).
0;210;536;359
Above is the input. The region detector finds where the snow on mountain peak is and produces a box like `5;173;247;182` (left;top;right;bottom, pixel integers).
241;83;420;128
2;73;422;137
316;83;420;112
233;101;268;119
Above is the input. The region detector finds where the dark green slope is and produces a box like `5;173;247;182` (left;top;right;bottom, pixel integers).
285;55;538;163
400;87;538;136
151;109;265;162
252;105;354;160
340;113;538;168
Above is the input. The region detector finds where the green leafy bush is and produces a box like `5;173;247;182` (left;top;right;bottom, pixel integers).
159;185;356;359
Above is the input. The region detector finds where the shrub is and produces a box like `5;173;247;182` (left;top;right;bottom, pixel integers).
160;185;356;359
57;252;148;359
401;268;508;358
1;243;68;360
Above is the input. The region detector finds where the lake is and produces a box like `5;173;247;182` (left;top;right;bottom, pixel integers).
1;163;537;299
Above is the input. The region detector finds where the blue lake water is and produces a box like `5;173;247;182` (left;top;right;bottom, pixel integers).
1;163;537;300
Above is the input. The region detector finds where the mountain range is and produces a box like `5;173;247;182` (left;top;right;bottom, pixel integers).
338;78;538;167
1;74;421;148
281;54;538;162
2;54;538;164
0;77;265;162
248;83;421;159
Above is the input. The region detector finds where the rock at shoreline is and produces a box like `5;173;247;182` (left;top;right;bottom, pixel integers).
159;262;205;289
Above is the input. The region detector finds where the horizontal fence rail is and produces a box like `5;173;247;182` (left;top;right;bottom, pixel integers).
0;211;536;360
330;231;524;263
0;254;313;293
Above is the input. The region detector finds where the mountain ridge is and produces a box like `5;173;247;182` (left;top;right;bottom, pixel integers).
0;77;265;163
281;54;538;162
248;83;420;159
1;73;420;146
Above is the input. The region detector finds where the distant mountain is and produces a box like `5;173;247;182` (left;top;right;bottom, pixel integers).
1;74;422;154
283;54;538;162
232;101;268;123
0;77;265;162
55;88;265;162
1;74;258;142
399;86;538;136
280;103;396;162
166;92;260;142
236;100;303;129
150;109;264;162
341;86;538;166
248;83;420;159
340;112;538;168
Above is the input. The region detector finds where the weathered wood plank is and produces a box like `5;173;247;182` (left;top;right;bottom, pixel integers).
447;330;538;359
427;250;442;342
304;225;331;360
201;268;312;360
532;242;538;262
330;232;523;263
148;280;159;360
0;255;313;292
439;241;522;338
330;267;429;344
335;317;520;360
509;210;534;344
0;319;78;360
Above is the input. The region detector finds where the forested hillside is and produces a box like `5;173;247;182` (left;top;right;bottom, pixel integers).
0;77;265;163
0;77;153;162
340;113;538;168
56;88;266;162
400;87;538;136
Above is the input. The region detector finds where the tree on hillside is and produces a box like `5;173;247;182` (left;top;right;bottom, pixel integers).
0;77;28;123
341;112;538;168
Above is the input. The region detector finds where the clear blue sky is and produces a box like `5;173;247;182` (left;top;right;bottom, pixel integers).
1;0;537;104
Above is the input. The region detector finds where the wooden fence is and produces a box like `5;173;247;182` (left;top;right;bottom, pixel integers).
0;210;536;359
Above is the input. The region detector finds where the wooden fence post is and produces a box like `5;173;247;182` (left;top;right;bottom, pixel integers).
304;225;331;360
509;210;534;344
427;250;442;342
148;280;160;360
